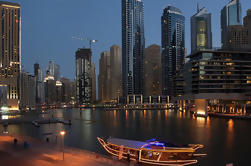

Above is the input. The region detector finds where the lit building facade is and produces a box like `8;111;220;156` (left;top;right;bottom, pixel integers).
122;0;145;96
161;6;185;97
179;50;251;115
0;2;21;110
221;0;242;48
191;7;212;53
110;45;122;101
20;71;36;110
76;48;92;104
144;44;161;96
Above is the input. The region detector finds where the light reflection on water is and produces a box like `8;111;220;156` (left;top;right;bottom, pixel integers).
0;109;250;166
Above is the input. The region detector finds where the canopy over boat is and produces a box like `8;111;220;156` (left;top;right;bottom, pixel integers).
107;138;191;150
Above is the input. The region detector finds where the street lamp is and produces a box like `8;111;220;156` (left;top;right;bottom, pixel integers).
60;130;66;160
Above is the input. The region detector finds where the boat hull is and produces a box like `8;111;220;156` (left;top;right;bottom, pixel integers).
97;137;202;166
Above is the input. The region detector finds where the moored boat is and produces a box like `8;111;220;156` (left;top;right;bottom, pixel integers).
97;137;206;166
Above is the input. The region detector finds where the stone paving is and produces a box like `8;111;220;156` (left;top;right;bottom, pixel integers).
0;135;127;166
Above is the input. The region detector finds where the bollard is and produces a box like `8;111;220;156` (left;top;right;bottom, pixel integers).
14;138;18;146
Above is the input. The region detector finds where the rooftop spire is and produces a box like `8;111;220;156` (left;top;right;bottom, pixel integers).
197;2;200;13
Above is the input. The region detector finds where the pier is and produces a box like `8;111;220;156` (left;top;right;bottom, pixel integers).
0;117;72;127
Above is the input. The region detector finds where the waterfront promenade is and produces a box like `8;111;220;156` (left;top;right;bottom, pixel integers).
0;135;126;166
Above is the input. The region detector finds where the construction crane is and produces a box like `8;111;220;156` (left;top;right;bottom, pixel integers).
72;36;98;50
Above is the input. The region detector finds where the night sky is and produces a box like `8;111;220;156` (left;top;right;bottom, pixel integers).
7;0;251;80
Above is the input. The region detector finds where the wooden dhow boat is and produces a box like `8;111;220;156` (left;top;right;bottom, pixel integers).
97;137;206;166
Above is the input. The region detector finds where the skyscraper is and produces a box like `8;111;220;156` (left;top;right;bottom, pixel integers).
191;6;212;53
221;0;242;48
34;63;44;105
244;9;251;47
20;71;36;110
91;62;96;103
98;51;110;102
110;45;122;101
161;6;185;97
75;48;92;104
0;2;21;110
46;61;60;81
144;44;161;96
122;0;145;97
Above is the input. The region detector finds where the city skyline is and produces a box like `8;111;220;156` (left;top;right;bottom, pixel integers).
3;0;251;80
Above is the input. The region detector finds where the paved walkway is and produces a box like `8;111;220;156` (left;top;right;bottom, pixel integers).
0;135;127;166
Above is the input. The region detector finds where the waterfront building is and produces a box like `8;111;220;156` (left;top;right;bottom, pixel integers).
122;0;145;96
161;6;185;97
0;2;21;110
98;51;111;103
20;71;36;110
110;45;122;101
179;50;251;116
221;0;242;48
34;63;44;105
75;48;92;104
191;6;212;53
144;44;161;96
91;63;96;103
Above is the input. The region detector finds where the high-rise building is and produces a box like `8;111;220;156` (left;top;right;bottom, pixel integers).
144;44;161;96
161;6;185;97
0;85;7;109
221;0;242;48
225;9;251;51
244;9;251;46
91;63;96;103
61;77;76;104
56;80;62;104
46;61;60;81
34;63;44;105
122;0;145;96
98;51;110;102
191;6;212;53
20;71;36;110
44;78;56;106
0;2;21;110
76;48;92;104
225;25;248;50
110;45;122;101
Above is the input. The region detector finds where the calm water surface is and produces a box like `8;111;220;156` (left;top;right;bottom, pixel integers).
1;108;251;166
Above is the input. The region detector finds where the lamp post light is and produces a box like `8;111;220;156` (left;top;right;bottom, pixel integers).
60;130;66;160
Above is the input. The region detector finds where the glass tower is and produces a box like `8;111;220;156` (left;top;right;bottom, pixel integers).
191;7;212;53
161;6;185;97
221;0;242;47
122;0;145;96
